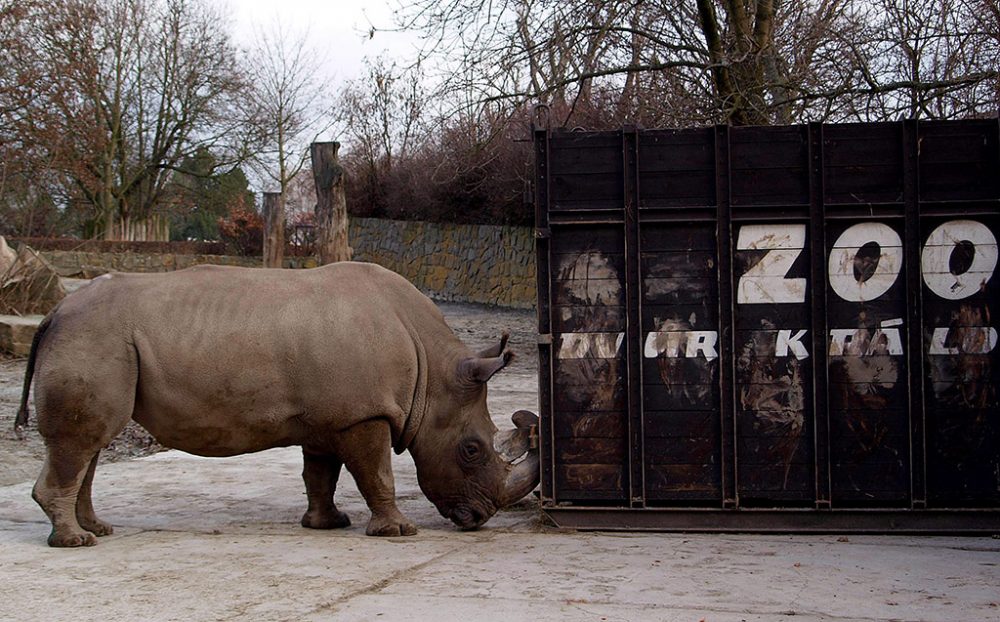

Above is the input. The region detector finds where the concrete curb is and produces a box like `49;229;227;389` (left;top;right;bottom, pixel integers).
0;314;42;357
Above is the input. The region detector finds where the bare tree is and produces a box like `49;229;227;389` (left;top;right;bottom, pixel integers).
395;0;998;125
335;57;426;212
243;21;332;263
15;0;247;239
856;0;999;119
0;0;64;236
326;0;998;225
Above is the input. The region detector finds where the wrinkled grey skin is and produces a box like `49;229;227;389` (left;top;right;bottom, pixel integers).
18;262;538;547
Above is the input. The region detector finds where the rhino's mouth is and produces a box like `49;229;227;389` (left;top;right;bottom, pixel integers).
441;411;540;531
450;506;488;530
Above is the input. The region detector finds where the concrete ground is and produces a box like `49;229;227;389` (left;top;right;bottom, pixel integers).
1;304;999;621
2;373;998;621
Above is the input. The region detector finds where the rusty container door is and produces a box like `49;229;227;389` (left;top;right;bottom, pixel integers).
917;121;1000;507
728;125;818;506
638;128;725;505
535;115;1000;531
538;130;630;503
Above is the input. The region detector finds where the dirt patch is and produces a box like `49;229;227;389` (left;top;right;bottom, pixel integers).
0;302;536;488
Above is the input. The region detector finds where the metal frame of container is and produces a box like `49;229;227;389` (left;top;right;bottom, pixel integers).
533;110;1000;532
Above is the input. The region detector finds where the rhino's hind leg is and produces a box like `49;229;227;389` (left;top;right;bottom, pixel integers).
76;453;113;536
334;419;417;537
32;445;101;547
300;450;351;529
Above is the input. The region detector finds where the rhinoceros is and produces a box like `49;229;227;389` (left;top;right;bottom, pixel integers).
15;262;539;547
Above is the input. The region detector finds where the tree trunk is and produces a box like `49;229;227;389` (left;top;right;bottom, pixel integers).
311;142;353;265
262;191;284;268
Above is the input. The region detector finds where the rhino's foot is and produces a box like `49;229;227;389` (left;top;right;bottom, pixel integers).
366;512;417;537
48;529;98;548
301;508;351;530
78;516;114;537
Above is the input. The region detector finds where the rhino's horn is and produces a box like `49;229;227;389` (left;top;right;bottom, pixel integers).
458;350;513;384
500;450;540;507
499;411;539;507
477;332;509;359
494;426;530;462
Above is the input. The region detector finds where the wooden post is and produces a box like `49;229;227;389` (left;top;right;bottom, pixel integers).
311;141;352;264
262;191;284;268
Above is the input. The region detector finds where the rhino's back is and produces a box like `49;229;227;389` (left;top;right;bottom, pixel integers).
40;262;451;456
65;261;439;329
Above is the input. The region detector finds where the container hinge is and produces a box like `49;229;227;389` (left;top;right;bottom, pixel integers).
537;333;553;345
535;227;551;239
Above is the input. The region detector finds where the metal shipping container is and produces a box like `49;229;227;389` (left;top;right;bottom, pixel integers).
533;113;1000;532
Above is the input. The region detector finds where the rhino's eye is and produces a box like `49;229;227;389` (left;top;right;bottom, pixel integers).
460;440;485;464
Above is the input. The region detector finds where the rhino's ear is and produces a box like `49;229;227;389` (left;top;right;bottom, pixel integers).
458;351;514;384
477;332;509;359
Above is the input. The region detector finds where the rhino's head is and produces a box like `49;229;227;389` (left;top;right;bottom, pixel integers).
409;334;539;530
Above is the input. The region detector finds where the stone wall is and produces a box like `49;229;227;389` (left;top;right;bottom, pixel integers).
348;218;535;309
38;251;318;276
33;218;536;309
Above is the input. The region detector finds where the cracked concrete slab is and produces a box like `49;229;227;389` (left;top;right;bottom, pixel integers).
2;434;999;621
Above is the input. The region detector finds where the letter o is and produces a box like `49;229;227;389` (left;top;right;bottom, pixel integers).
828;222;903;302
921;220;998;300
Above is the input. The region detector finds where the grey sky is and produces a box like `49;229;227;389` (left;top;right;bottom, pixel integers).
230;0;419;87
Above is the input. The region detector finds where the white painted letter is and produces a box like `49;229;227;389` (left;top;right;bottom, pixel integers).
644;331;719;360
736;224;807;304
868;319;904;356
921;220;998;300
644;331;683;358
685;331;719;360
961;327;998;354
928;326;998;355
775;329;810;360
928;328;957;355
828;222;903;302
830;328;867;356
557;332;624;359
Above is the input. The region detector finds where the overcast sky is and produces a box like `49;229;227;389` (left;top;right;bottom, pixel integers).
229;0;420;86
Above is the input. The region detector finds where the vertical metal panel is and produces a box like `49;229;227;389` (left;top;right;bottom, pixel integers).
536;119;1000;529
919;119;1000;507
640;128;723;504
808;123;831;508
623;128;645;505
715;126;737;508
533;120;555;501
731;127;814;506
903;119;926;508
921;213;1000;506
550;225;628;502
824;218;911;505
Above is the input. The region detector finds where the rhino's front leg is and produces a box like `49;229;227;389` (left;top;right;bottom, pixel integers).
300;450;351;530
334;419;417;537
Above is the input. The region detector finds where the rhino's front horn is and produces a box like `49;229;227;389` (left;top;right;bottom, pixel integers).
498;410;540;507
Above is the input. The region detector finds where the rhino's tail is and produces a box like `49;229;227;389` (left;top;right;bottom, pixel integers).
14;313;54;440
